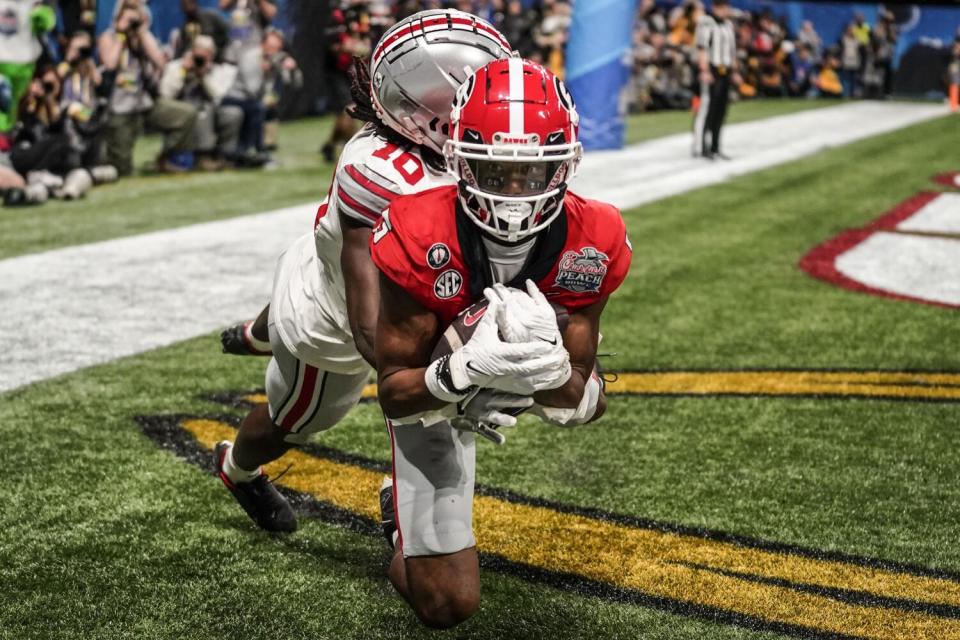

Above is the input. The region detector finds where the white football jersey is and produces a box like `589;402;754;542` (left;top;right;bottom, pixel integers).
272;124;455;373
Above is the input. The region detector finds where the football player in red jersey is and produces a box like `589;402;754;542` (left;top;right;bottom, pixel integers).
370;58;632;628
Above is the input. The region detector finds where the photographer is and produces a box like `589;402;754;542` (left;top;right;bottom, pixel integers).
260;28;301;151
98;0;197;175
60;31;117;189
172;0;230;63
8;66;75;203
160;36;241;171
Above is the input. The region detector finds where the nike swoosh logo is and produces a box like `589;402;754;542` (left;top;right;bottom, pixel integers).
463;307;488;327
539;337;558;345
465;361;485;375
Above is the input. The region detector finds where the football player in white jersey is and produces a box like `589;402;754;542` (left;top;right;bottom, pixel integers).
213;10;512;534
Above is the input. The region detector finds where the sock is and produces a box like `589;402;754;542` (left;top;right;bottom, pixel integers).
243;321;272;354
222;442;262;483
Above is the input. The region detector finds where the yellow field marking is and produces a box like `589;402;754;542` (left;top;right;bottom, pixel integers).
240;371;960;407
186;418;960;639
605;370;960;400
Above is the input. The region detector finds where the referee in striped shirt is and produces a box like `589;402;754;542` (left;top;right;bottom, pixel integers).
693;0;740;160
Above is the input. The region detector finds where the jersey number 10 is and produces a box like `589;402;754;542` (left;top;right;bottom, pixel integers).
371;143;425;186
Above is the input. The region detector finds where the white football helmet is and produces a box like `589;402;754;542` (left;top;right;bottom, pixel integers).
369;10;512;154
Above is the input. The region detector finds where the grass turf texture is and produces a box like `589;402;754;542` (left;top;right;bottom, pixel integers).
0;99;832;260
3;109;959;638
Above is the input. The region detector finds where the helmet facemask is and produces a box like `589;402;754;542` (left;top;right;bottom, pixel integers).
445;133;582;243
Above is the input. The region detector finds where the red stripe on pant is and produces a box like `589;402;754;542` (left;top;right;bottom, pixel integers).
280;364;319;431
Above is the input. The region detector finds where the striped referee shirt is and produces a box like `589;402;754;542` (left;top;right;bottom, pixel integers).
695;13;736;68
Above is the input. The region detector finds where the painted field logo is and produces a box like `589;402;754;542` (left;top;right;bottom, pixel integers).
556;247;609;293
139;370;960;640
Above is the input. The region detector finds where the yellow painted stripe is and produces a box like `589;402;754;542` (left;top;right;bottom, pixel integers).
240;371;960;407
605;371;960;400
186;418;960;640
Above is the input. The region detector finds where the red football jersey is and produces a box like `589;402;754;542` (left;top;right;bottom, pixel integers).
370;185;632;327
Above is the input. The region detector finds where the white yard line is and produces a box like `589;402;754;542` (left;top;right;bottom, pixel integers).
574;101;946;209
0;102;947;393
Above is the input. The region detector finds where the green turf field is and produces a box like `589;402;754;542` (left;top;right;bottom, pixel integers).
3;106;959;639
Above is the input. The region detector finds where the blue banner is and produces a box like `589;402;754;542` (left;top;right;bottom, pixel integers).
566;0;637;151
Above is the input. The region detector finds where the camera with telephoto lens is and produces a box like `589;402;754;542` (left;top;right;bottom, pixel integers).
193;53;207;69
42;80;57;94
128;17;142;32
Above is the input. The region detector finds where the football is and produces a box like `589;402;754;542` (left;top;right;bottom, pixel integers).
429;297;570;360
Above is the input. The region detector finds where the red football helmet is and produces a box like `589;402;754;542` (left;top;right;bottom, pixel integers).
444;57;582;243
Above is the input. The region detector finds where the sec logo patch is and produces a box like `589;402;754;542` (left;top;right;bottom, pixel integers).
434;270;462;299
426;243;451;269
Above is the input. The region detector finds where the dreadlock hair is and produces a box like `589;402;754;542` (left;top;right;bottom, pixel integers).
345;56;445;171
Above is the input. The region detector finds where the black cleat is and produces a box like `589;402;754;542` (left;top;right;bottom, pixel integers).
214;441;297;533
220;321;271;356
379;477;397;549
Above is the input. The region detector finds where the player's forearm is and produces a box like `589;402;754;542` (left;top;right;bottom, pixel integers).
350;322;376;368
534;367;588;409
378;369;449;419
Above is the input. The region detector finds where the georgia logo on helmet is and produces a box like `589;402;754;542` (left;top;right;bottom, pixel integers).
444;57;583;244
368;10;512;155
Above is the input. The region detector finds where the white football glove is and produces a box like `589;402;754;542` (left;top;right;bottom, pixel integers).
451;389;534;445
424;296;569;402
484;280;563;345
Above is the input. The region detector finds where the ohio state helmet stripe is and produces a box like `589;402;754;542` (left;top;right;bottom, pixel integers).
372;15;509;67
508;56;524;135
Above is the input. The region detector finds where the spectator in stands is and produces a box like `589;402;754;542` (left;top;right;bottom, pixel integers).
219;0;276;166
814;53;843;98
851;12;871;48
99;0;197;175
533;0;571;76
260;29;301;151
172;0;231;62
638;0;667;35
668;0;701;49
221;0;276;61
58;0;98;40
787;44;814;97
871;18;896;98
500;0;536;58
320;5;369;162
160;35;241;171
839;23;862;97
797;20;822;62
